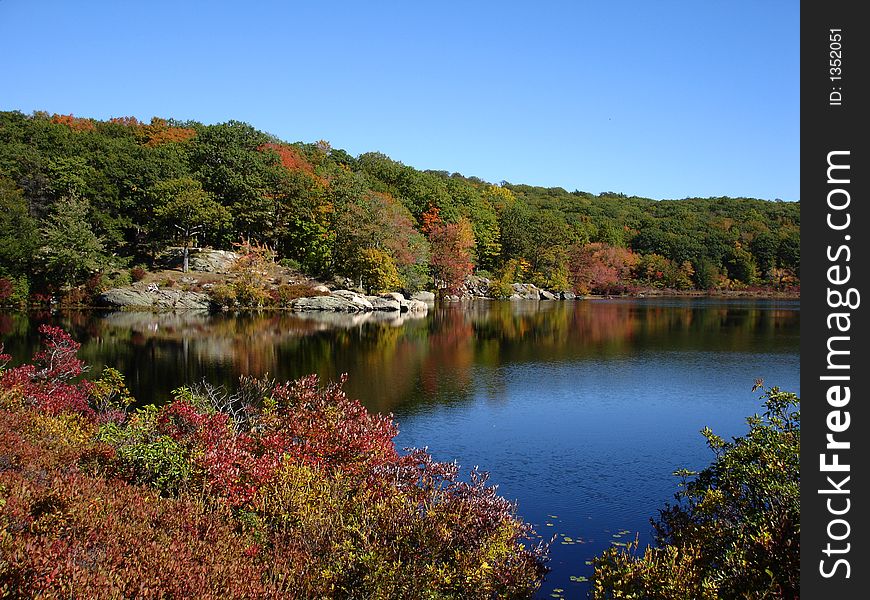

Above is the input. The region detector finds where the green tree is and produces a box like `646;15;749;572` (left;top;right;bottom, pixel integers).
749;231;779;281
777;230;800;277
151;178;230;272
725;242;758;285
0;177;39;278
37;196;106;288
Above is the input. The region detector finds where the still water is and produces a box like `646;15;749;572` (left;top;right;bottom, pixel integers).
0;298;800;598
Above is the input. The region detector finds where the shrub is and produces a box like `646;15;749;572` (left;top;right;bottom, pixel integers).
59;286;90;307
592;387;799;599
278;257;302;272
0;329;548;598
0;325;93;416
232;280;269;308
207;283;237;308
269;283;328;307
0;409;286;599
108;270;133;289
131;266;147;282
490;258;528;299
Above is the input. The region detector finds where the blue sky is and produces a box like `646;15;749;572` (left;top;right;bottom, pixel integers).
0;1;799;201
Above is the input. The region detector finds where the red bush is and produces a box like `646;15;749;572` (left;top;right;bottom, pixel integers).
0;328;548;597
1;325;93;416
0;278;12;302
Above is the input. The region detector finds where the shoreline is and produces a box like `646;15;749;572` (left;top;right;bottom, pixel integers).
2;288;800;313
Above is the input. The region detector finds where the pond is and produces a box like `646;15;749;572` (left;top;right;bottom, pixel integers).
0;297;800;598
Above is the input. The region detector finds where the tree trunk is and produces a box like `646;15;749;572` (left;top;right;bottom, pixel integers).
183;245;189;273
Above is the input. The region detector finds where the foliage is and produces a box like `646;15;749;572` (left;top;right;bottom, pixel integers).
0;110;799;298
36;195;106;289
569;243;638;295
592;387;800;599
151;177;231;272
130;266;146;282
592;539;718;599
228;238;276;307
428;218;475;296
0;277;29;307
634;254;695;290
0;178;38;280
269;282;329;307
350;247;403;294
0;325;92;416
0;328;548;598
206;239;277;308
489;258;528;299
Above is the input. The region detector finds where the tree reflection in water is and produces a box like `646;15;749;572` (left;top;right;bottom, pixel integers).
0;299;799;417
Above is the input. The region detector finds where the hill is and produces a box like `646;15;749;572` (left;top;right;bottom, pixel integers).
0;110;799;305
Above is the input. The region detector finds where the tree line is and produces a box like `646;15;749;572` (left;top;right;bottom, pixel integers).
0;110;799;302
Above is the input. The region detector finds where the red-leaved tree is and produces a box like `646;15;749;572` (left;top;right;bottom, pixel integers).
428;217;475;297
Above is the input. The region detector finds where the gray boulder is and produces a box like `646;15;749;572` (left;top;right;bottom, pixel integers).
368;296;402;311
539;290;557;300
291;296;362;312
400;299;429;313
560;291;577;300
461;276;491;298
97;287;211;310
330;290;374;310
158;248;240;274
510;283;540;300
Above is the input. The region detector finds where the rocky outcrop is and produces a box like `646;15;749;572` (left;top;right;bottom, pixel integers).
330;290;374;310
401;299;429;313
97;287;211;310
451;276;570;301
157;248;240;274
368;296;402;311
290;295;362;312
460;276;492;298
290;290;429;315
509;283;541;300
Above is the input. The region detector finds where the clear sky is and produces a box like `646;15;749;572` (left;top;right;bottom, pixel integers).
0;0;799;201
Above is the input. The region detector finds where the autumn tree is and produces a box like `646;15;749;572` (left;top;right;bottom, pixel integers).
568;243;637;295
351;248;403;294
331;191;429;291
428;217;475;297
223;238;277;307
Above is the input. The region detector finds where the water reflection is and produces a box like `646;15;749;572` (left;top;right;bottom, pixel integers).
0;299;799;414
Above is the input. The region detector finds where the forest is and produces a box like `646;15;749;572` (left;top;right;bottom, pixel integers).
0;110;800;304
